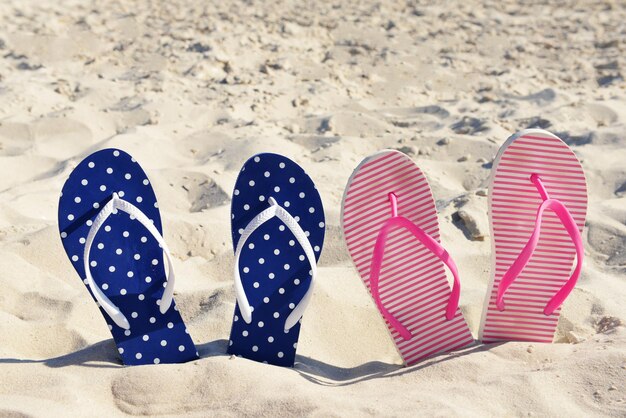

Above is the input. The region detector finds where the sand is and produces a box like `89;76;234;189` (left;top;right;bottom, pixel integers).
0;0;625;416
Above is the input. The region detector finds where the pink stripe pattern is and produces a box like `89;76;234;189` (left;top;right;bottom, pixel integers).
479;131;588;343
341;150;474;365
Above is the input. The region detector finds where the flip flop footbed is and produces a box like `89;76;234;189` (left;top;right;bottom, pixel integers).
59;149;198;365
479;130;588;343
228;153;325;367
341;150;473;366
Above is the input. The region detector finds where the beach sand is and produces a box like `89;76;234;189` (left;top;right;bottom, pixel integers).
0;0;624;416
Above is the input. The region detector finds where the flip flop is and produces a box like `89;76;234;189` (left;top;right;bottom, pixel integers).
479;129;588;343
58;149;198;365
341;150;474;366
227;153;325;367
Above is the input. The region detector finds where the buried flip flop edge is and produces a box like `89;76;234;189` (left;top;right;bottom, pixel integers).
478;129;588;343
58;149;198;365
341;150;474;366
227;153;325;367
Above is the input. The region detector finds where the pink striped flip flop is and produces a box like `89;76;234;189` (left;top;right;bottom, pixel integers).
479;129;588;343
341;150;474;366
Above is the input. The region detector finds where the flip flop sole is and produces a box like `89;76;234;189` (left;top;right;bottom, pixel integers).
341;150;474;366
228;153;325;367
479;130;588;343
59;149;198;365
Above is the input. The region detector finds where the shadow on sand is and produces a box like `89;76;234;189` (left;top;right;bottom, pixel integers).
0;338;231;369
0;339;122;369
0;339;503;385
292;342;502;386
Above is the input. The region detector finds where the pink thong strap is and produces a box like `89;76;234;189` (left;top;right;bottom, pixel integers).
496;174;584;315
368;192;462;341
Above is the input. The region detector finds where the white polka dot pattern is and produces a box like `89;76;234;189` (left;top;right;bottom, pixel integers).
58;148;199;366
227;153;325;367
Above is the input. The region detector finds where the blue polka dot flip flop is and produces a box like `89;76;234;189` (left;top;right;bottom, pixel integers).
227;153;325;367
58;149;198;366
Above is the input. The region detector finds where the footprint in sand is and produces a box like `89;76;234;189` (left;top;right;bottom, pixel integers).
0;122;34;156
107;96;154;133
164;171;230;213
32;117;93;160
586;220;626;266
508;88;556;105
13;292;73;323
519;116;551;130
0;118;91;190
110;362;246;415
450;116;489;135
174;289;230;324
615;181;626;196
0;117;90;160
553;131;593;146
585;103;619;127
186;177;230;213
312;112;389;137
176;130;244;164
594;60;622;87
383;105;450;130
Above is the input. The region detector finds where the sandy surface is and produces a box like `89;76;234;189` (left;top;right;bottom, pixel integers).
0;0;625;416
